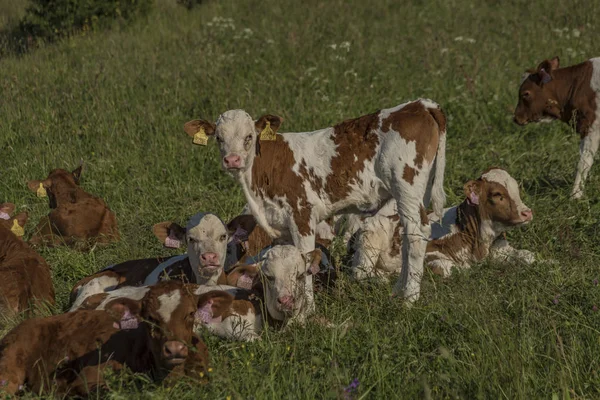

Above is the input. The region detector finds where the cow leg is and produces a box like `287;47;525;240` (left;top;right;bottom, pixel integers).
572;129;600;199
288;216;317;324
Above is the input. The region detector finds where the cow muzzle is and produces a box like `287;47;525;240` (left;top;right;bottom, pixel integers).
223;154;243;170
162;341;188;365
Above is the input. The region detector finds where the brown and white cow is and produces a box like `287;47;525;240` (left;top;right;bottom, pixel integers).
351;168;534;280
0;203;55;315
0;281;217;396
27;165;119;248
184;99;447;303
514;56;600;199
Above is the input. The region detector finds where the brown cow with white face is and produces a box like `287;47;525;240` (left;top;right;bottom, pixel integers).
185;99;448;304
0;281;218;396
514;56;600;199
352;168;534;280
26;165;119;248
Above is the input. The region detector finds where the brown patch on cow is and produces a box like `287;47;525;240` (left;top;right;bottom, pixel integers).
389;216;402;258
251;136;313;236
515;59;597;138
227;299;254;317
216;271;228;285
402;165;418;185
419;205;429;226
27;168;119;250
326;112;381;203
381;101;442;168
0;223;55;314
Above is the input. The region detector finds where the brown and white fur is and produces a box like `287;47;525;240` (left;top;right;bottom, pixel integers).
514;56;600;199
352;168;533;280
185;99;447;304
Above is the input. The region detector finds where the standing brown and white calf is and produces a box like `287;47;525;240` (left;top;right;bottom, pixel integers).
184;99;447;303
351;168;534;280
0;203;55;315
27;165;119;248
514;56;600;199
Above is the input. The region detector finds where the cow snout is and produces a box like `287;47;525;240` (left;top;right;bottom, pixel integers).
163;341;188;364
513;115;527;126
277;295;294;310
200;252;219;266
223;154;242;169
520;209;533;221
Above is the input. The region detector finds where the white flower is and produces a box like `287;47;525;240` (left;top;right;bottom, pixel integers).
572;29;581;38
454;36;464;42
340;41;351;51
441;48;449;54
465;38;476;43
329;44;337;50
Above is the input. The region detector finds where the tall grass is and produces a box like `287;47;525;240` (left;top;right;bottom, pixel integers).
1;0;600;398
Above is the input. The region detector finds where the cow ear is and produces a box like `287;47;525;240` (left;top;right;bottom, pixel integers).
153;221;186;248
71;162;84;185
226;264;259;289
105;298;142;330
536;57;559;84
463;180;481;206
195;291;234;324
184;120;216;146
0;203;16;219
255;115;283;141
226;215;256;243
302;248;322;275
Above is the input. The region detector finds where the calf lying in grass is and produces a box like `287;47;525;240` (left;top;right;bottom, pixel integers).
0;281;213;396
0;203;55;316
27;164;119;249
351;168;534;280
69;212;252;309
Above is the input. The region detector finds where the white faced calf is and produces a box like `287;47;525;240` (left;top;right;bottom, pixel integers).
352;168;534;280
184;99;448;303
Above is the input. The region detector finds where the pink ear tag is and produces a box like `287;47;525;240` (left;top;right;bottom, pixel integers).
195;300;214;324
0;212;10;220
237;273;253;289
118;310;139;330
468;192;479;205
164;233;181;249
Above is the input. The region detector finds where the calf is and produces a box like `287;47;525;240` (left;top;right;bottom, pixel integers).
185;99;447;302
514;56;600;199
0;203;55;315
352;168;534;280
27;165;119;248
0;281;217;396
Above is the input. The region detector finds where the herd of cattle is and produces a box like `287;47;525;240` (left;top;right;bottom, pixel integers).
0;56;599;395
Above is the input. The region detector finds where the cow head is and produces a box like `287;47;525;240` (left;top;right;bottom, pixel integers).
0;203;27;240
259;245;321;322
514;56;562;125
463;168;533;238
27;164;84;208
153;213;230;285
140;281;215;368
184;110;283;174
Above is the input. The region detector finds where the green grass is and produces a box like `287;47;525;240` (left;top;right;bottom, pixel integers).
1;0;600;398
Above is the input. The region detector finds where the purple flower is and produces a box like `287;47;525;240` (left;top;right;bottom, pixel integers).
594;279;598;286
344;378;360;398
593;305;598;312
0;380;6;386
552;294;560;305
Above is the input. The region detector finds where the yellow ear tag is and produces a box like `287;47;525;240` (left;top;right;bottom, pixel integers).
193;127;208;146
259;121;277;141
11;219;24;237
36;182;47;198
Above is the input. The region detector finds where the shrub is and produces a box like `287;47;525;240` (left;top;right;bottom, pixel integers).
19;0;153;42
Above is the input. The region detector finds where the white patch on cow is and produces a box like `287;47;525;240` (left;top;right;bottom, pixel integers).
156;290;181;323
71;286;151;312
481;168;528;214
69;275;120;310
315;220;334;242
284;127;337;179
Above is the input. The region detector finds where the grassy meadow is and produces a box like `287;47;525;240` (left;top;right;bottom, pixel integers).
2;0;600;398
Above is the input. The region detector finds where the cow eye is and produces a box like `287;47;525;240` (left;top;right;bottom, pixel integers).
245;134;252;142
521;91;530;99
219;234;227;242
188;237;197;243
216;136;224;143
492;192;503;199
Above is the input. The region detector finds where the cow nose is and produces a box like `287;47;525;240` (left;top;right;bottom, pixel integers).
200;252;219;266
521;209;533;221
223;155;242;168
277;295;294;309
513;116;526;125
163;341;188;360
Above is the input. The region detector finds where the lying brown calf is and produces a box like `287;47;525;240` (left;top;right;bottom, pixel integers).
27;164;119;249
0;281;223;396
0;203;55;315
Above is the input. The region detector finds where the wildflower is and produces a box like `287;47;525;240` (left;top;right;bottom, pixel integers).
552;294;560;305
344;378;360;397
593;305;598;312
0;380;6;386
593;278;598;286
572;29;581;38
454;36;464;42
465;38;476;43
329;44;337;50
440;48;449;54
340;41;351;51
208;368;213;373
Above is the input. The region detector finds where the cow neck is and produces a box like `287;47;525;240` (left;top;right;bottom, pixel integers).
237;154;281;239
547;62;593;127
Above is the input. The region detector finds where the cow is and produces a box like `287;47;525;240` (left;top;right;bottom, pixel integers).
351;168;534;280
26;164;119;248
0;281;219;396
514;56;600;199
184;99;447;303
0;203;55;316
